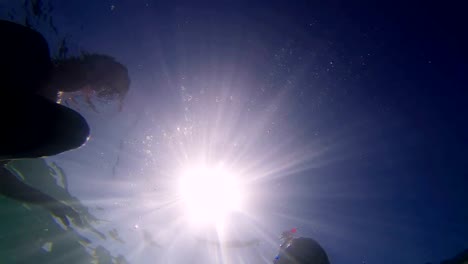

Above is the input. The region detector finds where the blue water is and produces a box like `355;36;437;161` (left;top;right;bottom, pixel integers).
1;1;467;263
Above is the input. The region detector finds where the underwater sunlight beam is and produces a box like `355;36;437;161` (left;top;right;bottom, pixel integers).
178;164;244;226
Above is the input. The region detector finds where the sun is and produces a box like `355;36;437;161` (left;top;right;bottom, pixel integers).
178;164;243;225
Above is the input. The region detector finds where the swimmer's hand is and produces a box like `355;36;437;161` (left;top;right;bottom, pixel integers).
0;166;83;227
43;198;84;227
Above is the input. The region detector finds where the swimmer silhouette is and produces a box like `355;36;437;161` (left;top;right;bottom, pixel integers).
0;20;130;226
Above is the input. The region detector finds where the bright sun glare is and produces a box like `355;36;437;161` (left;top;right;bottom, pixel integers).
178;165;243;225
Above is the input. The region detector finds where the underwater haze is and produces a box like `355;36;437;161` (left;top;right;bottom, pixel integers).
1;1;467;264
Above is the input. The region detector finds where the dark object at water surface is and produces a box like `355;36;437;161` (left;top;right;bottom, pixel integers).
0;19;90;226
275;237;330;264
0;19;89;159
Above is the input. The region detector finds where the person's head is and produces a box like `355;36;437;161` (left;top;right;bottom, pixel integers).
275;237;330;264
51;53;130;107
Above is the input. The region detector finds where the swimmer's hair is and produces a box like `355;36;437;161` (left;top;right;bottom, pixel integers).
51;52;130;100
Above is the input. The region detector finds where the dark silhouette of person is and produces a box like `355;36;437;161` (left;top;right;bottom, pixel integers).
274;237;330;264
274;229;330;264
0;19;130;226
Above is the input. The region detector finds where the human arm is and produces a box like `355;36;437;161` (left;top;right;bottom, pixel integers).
0;165;83;227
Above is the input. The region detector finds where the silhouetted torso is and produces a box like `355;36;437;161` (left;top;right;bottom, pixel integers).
0;20;52;95
0;19;89;160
